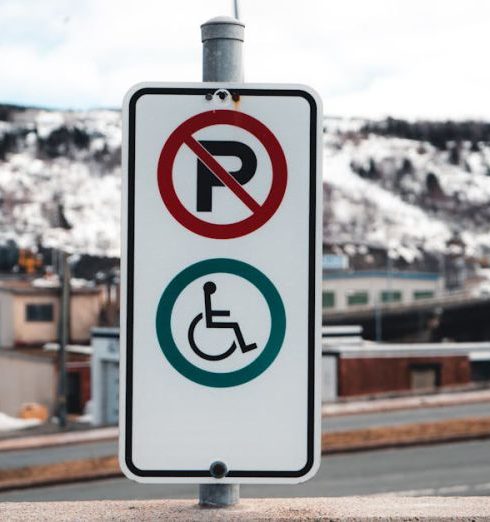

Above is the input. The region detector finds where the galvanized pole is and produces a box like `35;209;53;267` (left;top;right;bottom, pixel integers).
233;0;240;20
198;15;244;508
201;16;244;83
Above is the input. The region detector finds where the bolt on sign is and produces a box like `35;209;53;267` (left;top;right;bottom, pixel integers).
120;83;322;484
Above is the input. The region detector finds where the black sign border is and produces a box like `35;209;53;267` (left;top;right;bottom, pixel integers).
125;86;318;479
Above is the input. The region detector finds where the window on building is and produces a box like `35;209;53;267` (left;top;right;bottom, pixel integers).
471;361;490;383
413;290;434;300
380;290;402;303
347;291;369;306
322;291;335;308
67;371;82;414
25;303;54;322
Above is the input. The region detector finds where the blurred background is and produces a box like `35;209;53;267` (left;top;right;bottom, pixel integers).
0;0;489;502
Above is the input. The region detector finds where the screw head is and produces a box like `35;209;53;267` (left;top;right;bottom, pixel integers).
209;460;228;478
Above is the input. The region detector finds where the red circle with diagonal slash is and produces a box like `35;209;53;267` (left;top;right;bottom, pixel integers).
157;110;287;239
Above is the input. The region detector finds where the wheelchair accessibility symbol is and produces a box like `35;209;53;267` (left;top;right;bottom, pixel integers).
155;258;286;388
188;281;258;361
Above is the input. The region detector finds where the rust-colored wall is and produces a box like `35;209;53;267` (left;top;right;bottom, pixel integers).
338;356;470;397
67;363;91;410
79;366;91;407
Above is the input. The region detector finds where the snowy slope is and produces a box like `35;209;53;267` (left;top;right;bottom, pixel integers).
324;150;451;261
0;106;489;264
0;107;121;257
323;118;490;262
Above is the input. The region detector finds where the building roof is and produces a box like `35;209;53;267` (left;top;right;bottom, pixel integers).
0;278;101;296
0;346;90;363
323;270;441;281
323;340;490;359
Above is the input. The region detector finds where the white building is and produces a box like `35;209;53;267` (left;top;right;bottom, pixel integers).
91;327;119;425
322;270;443;312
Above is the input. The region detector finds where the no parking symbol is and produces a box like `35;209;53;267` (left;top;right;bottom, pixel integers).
157;109;287;239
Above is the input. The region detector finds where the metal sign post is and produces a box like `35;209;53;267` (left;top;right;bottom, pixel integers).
199;16;244;508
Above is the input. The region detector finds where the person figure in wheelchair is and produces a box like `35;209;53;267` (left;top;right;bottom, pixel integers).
187;281;257;361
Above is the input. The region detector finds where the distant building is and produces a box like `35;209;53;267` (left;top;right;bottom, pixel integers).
0;279;102;346
91;328;120;425
0;277;102;417
322;326;490;401
0;346;91;417
322;254;349;271
322;270;443;313
0;349;57;417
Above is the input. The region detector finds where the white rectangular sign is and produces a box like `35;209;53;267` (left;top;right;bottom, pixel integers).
120;83;322;483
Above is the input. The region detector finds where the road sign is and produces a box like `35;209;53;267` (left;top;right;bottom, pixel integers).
120;83;322;484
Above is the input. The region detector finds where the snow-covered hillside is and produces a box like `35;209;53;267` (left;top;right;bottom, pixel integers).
0;105;490;266
324;117;490;264
0;106;121;257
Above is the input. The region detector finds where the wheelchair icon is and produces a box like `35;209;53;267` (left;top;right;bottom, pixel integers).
187;281;257;361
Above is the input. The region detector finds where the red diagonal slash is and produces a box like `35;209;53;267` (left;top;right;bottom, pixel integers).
184;136;261;213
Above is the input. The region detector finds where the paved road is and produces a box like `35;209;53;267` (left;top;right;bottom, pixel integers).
323;401;490;431
1;440;489;501
1;401;488;470
0;440;118;470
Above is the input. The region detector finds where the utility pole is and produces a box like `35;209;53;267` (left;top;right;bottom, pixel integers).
198;15;244;508
375;297;382;342
57;251;70;428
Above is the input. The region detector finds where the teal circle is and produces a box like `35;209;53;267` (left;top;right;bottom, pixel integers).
155;258;286;388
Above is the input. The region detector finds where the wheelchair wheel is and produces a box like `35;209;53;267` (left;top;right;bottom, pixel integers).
187;313;237;361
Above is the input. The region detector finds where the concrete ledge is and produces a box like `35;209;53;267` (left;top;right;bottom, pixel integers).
2;497;490;521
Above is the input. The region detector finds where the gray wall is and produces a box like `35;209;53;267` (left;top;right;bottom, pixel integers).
0;351;56;416
0;292;14;347
322;354;338;402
